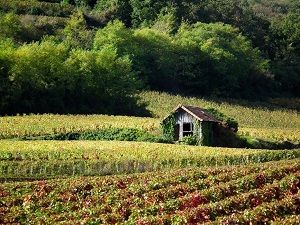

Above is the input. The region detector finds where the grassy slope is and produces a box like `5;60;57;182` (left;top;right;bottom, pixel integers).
139;91;299;128
139;91;300;143
0;91;298;179
1;140;287;178
0;91;299;142
0;1;299;223
0;114;158;139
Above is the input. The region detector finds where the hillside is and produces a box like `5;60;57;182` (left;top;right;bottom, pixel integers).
1;2;300;222
0;91;299;137
0;0;300;116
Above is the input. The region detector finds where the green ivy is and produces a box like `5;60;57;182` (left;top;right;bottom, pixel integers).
181;135;198;146
206;108;238;132
161;114;176;142
201;122;214;146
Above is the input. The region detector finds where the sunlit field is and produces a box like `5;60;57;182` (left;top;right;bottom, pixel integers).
1;91;299;224
1;92;299;142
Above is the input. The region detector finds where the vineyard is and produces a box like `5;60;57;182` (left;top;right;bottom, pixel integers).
0;114;159;139
2;159;300;224
0;91;299;224
1;0;300;222
1;140;300;180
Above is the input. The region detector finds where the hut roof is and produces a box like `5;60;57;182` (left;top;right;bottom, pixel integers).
163;104;221;123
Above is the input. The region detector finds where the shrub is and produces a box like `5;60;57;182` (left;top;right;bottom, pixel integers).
20;128;171;143
0;0;74;17
206;108;238;132
240;136;298;150
181;135;199;146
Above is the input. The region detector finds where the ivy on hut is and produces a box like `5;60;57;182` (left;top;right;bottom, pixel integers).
161;114;176;141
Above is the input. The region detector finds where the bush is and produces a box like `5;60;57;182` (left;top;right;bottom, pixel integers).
20;128;171;143
37;0;62;3
181;135;199;146
206;108;238;132
240;136;298;150
0;0;74;17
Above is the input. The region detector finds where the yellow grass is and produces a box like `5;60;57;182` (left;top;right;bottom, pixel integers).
0;140;269;161
0;114;159;139
139;91;300;129
239;127;300;143
0;91;299;143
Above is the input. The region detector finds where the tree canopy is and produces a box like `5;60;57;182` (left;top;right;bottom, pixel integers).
0;0;299;115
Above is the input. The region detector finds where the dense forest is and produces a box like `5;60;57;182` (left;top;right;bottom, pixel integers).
0;0;299;115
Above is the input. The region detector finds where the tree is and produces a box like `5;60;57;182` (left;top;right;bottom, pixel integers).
151;6;180;34
132;28;174;90
175;22;269;97
0;12;22;42
93;20;134;54
63;45;141;114
62;10;95;49
8;39;70;113
270;11;300;96
0;39;16;114
0;35;142;115
94;21;176;92
129;0;167;28
280;11;300;51
92;46;142;114
172;0;271;56
92;0;132;26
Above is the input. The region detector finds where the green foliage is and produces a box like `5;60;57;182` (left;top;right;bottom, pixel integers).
245;0;299;18
129;0;167;28
93;20;134;53
60;0;69;4
280;12;300;49
132;28;175;90
92;0;132;26
181;135;198;146
176;22;269;97
201;122;214;146
152;6;179;34
0;12;22;41
240;136;298;150
214;123;242;148
93;20;269;98
206;108;238;132
0;38;142;115
19;15;67;42
0;39;15;112
7;39;70;114
73;0;90;7
94;22;175;91
61;10;95;48
0;0;75;17
0;0;299;116
21;128;168;143
161;115;176;142
270;11;300;96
